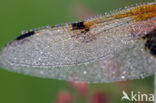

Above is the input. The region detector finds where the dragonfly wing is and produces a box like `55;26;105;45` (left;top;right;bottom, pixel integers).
0;23;155;83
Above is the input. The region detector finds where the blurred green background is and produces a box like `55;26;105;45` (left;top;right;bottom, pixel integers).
0;0;154;103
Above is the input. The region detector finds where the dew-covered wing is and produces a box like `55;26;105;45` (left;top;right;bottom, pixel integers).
0;18;155;83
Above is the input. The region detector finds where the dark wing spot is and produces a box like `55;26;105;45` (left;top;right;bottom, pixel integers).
72;21;86;30
145;40;156;55
71;21;93;43
143;29;156;56
16;31;35;40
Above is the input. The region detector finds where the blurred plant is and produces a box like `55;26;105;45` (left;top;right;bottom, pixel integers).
57;90;74;103
70;81;88;97
89;92;110;103
56;81;110;103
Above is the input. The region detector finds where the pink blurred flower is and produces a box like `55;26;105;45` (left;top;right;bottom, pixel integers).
90;92;110;103
57;91;74;103
70;81;88;96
